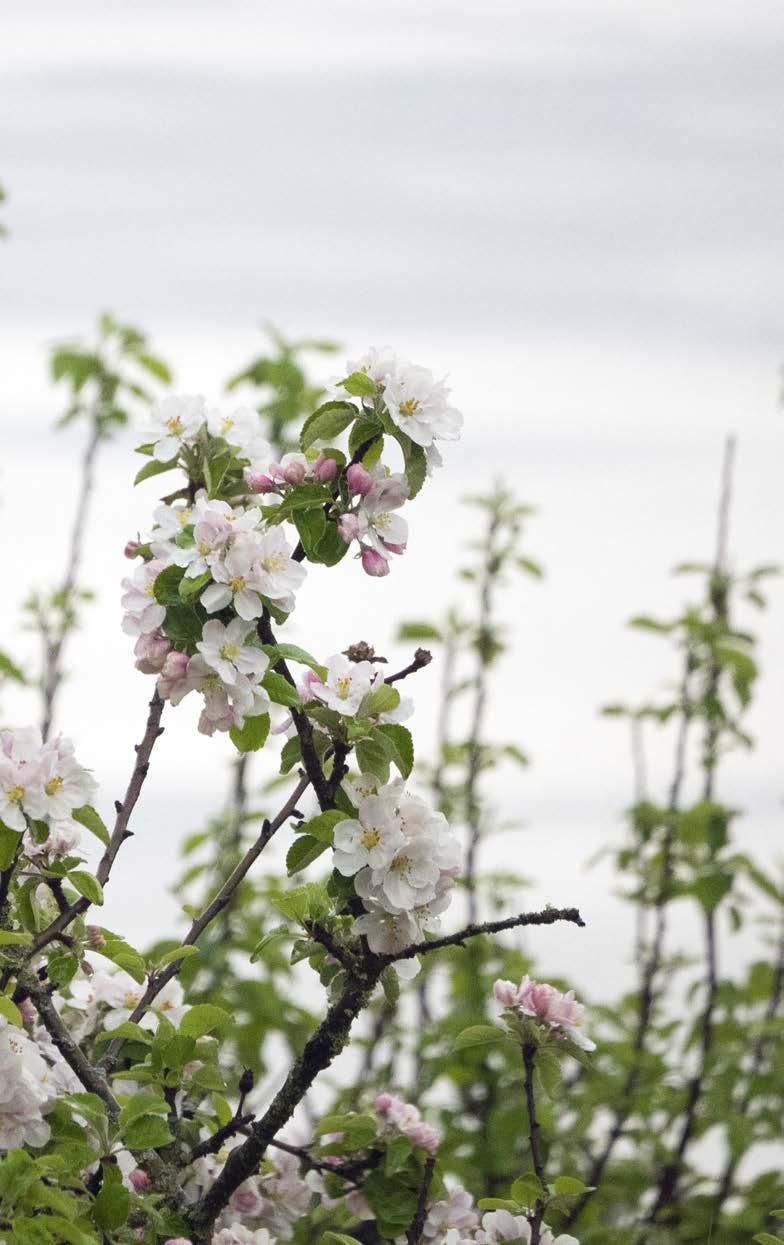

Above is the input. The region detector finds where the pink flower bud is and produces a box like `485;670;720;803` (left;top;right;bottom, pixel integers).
492;979;520;1008
124;540;141;559
312;455;338;482
268;461;285;480
383;542;406;556
86;925;106;950
407;1122;440;1153
164;1239;193;1245
129;1168;150;1192
374;1092;395;1114
361;547;390;578
18;998;37;1026
283;460;306;485
338;513;360;544
246;471;275;495
157;650;190;700
346;463;373;496
134;630;171;675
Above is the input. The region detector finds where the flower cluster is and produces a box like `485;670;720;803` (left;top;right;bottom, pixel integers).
332;778;459;974
374;1091;441;1153
66;961;187;1034
493;977;595;1052
0;727;96;858
473;1211;578;1244
345;347;463;458
334;462;410;578
145;395;271;473
183;1145;310;1244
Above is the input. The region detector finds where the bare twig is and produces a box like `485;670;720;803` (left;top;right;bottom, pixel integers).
41;424;101;739
31;691;165;954
385;906;585;964
522;1042;546;1244
406;1154;437;1245
100;770;311;1070
385;649;432;685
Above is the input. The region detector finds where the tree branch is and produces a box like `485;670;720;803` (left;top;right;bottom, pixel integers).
22;975;119;1120
406;1154;437;1245
31;690;165;955
188;958;382;1238
522;1042;546;1245
384;907;585;963
100;770;311;1071
385;649;432;685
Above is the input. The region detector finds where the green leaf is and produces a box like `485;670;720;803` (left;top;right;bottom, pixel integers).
693;870;733;913
300;400;357;450
384;1134;412;1175
375;724;414;778
403;441;427;499
381;964;400;1006
229;713;271;754
511;1172;547;1205
158;944;199;967
94;1021;153;1046
319;1234;364;1245
68;871;103;906
135;352;172;383
361;684;400;717
179;1004;231;1038
0;996;23;1026
134;457;178;486
250;925;289;963
178;571;211;602
551;1175;594;1197
454;1024;507;1051
92;1165;130;1232
348;416;382;459
355;736;390;783
396;621;442;642
297;810;345;843
71;805;109;846
161;604;204;652
294;506;327;562
286;835;329;876
279;735;303;774
262;671;301;708
0;824;22;869
64;1092;109;1129
753;1235;784;1245
118;1090;169;1129
122;1115;173;1150
0;649;26;684
263;643;326;677
273;882;330;924
339;371;377;398
152;564;185;606
0;930;32;946
477;1198;522;1212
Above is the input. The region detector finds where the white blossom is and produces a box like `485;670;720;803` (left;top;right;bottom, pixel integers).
144;393;207;463
0;1020;54;1150
311;655;379;716
383;363;463;450
120;558;167;636
332;795;405;876
197;619;269;687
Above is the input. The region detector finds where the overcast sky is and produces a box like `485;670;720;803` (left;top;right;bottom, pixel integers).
1;0;782;997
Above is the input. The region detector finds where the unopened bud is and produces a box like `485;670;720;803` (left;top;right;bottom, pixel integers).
337;513;360;544
239;1067;254;1096
124;540;141;559
246;472;275;495
374;1092;394;1114
129;1168;150;1192
312;455;338;483
86;925;106;950
18;998;37;1026
283;461;306;485
361;547;390;578
346;463;373;496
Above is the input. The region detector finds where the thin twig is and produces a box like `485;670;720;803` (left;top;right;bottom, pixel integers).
385;906;585;964
100;770;311;1071
385;649;432;685
30;691;165;954
522;1042;546;1245
22;976;119;1119
406;1154;437;1245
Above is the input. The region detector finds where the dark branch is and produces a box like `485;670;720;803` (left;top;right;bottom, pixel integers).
385;648;433;685
384;906;585;963
22;976;119;1120
406;1154;437;1245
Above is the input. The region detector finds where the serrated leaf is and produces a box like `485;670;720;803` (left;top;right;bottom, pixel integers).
71;805;109;846
179;1004;231;1038
300;400;357;450
229;713;271;754
339;371;377;398
134;457;178;486
250;925;290;963
454;1024;507;1051
262;672;301;708
68;871;103;906
286;835;329;876
551;1175;594;1197
375;724;414;778
355;736;390;783
158;944;199;967
361;684;400;717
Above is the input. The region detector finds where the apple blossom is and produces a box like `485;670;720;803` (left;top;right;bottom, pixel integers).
145;393;206;462
121;558;168;636
346;463;373;496
332;794;405;875
383;363;463;450
337;512;360;543
494;976;596;1052
134;629;171;674
311;654;379;716
197;619;269;687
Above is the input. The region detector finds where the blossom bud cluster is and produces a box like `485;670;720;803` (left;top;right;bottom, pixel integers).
182;1145;310;1243
333;777;459;974
493;976;596;1052
0;727;96;860
374;1091;441;1153
0;1014;83;1150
